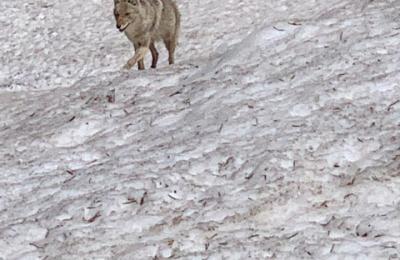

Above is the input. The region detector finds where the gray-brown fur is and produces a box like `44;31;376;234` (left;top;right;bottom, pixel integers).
114;0;180;70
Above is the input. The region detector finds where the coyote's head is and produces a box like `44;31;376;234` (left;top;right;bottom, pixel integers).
114;0;142;32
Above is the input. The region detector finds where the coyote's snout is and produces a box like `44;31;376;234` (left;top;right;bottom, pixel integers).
113;0;181;70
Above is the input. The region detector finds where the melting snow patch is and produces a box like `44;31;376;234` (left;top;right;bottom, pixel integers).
290;103;312;117
51;119;103;147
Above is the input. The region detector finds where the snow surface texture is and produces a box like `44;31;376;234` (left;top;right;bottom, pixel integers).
1;0;400;259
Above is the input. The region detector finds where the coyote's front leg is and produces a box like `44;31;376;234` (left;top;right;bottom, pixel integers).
123;41;150;70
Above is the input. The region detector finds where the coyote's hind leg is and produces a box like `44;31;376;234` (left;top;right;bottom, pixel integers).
164;37;176;65
149;42;159;69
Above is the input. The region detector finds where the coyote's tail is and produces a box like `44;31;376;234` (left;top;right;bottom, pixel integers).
173;1;181;44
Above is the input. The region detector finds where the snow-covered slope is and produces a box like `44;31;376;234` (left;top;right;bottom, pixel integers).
1;0;400;259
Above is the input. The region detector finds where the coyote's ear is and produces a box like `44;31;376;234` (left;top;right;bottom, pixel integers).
127;0;137;5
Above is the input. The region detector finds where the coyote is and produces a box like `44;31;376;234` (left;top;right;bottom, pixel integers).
114;0;181;70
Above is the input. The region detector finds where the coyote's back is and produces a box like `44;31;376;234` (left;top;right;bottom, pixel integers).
113;0;181;70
